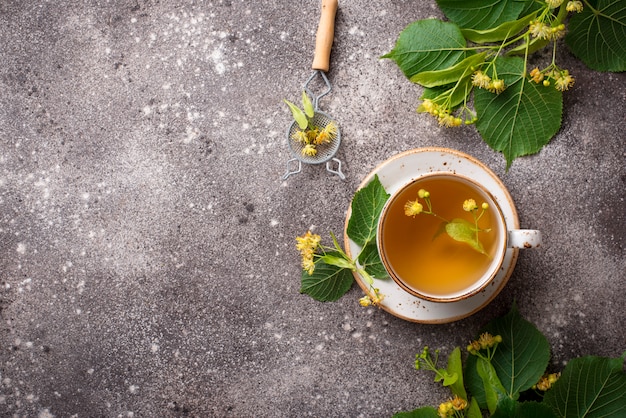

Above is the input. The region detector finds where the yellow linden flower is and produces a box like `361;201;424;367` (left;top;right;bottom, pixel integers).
302;144;318;156
302;257;315;275
306;129;319;144
463;199;478;212
488;78;506;94
438;113;462;128
478;332;501;349
471;70;491;89
567;0;583;12
296;231;321;275
370;288;384;305
549;24;566;40
323;121;338;137
292;130;308;144
467;340;482;354
315;130;331;145
530;20;551;39
530;67;544;83
437;401;454;417
546;0;564;8
555;71;575;91
451;395;468;411
418;98;438;115
404;200;424;217
534;372;561;391
359;288;384;307
468;332;502;353
418;189;429;198
296;231;321;251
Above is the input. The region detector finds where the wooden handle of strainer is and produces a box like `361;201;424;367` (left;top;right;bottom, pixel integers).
312;0;338;72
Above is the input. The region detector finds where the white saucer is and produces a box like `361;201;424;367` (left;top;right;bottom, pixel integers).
343;148;520;323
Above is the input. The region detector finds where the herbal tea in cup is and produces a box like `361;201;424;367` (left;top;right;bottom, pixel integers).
377;173;538;303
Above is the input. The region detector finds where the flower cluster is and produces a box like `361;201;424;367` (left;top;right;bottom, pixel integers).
437;395;468;418
533;372;561;391
295;231;321;275
545;0;564;8
530;67;575;91
529;21;566;40
471;70;506;94
358;288;384;307
418;99;464;128
566;0;583;12
467;332;503;355
292;121;338;157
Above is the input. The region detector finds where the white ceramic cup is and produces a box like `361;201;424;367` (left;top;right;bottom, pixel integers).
377;172;541;303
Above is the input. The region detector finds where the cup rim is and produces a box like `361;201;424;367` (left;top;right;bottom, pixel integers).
377;172;507;303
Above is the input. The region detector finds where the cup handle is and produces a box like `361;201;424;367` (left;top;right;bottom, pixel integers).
508;230;542;249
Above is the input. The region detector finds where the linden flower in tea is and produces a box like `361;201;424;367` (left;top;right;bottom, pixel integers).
404;189;491;255
284;91;338;157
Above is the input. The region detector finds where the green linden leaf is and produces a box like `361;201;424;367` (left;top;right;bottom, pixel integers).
392;406;439;418
565;0;626;72
515;401;558;418
357;240;389;279
381;19;470;80
491;398;557;418
284;99;308;130
543;354;626;417
435;0;526;31
445;218;486;255
466;304;551;409
490;397;517;418
346;174;390;247
474;56;562;169
299;254;354;302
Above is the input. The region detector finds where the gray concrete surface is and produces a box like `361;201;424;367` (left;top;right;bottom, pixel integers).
1;1;624;417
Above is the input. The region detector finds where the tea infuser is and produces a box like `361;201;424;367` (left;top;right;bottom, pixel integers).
283;0;344;180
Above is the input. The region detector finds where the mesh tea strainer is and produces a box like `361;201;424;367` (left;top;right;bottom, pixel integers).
283;0;344;180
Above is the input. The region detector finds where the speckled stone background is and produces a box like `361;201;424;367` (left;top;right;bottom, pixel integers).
1;1;624;417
